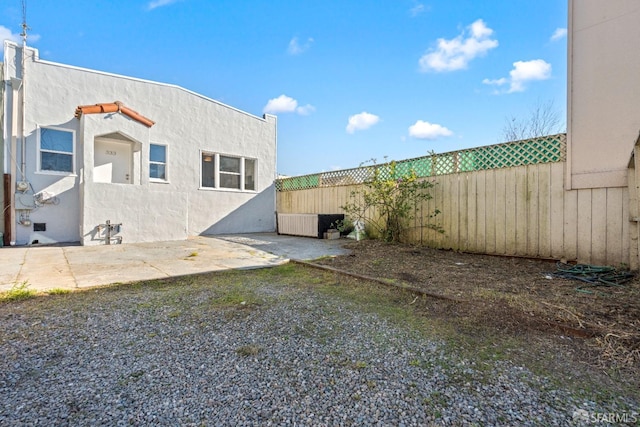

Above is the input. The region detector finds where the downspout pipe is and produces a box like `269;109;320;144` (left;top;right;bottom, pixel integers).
20;34;27;182
9;77;21;246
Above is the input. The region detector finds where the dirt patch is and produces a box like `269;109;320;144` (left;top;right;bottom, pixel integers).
315;240;640;373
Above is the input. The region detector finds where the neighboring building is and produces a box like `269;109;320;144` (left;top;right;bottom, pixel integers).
1;41;277;246
567;0;640;189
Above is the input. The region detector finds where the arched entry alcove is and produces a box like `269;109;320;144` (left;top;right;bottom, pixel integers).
93;132;141;185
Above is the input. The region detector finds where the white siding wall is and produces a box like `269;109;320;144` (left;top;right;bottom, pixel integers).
568;0;640;189
3;42;276;245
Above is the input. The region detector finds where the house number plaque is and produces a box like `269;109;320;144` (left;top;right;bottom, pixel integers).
106;150;117;155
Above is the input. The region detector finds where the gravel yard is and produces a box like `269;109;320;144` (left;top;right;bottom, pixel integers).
316;240;640;370
0;264;637;426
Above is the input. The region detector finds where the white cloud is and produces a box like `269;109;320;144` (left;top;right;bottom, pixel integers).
509;59;552;92
408;120;453;140
550;28;567;42
346;112;380;134
410;4;426;17
482;77;508;87
296;104;316;115
0;25;40;44
263;94;315;115
419;19;498;72
483;59;552;93
287;36;314;55
147;0;181;10
0;26;21;43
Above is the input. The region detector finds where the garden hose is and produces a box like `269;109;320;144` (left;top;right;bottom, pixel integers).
552;262;635;294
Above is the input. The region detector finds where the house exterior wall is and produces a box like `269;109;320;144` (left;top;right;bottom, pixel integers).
567;0;640;189
0;61;4;240
2;41;277;246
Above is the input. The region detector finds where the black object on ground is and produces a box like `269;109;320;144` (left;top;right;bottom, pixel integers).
552;262;635;294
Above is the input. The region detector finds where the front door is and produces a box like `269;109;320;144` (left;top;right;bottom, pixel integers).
94;139;132;184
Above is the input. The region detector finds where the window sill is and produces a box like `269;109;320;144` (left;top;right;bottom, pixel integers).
198;187;257;193
35;171;77;177
150;179;170;184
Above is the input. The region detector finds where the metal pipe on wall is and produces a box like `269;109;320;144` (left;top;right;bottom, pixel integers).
20;38;27;182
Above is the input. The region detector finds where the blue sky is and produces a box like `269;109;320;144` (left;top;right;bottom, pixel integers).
1;0;568;177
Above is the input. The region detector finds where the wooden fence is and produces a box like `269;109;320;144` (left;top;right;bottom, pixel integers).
277;135;634;267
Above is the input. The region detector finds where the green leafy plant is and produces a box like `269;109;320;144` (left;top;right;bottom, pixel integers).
341;159;443;243
0;281;36;302
330;218;354;235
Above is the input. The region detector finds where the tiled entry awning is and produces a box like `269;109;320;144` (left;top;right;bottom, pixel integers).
75;101;155;128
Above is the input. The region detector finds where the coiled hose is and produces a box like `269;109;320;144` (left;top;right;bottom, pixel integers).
552;262;635;294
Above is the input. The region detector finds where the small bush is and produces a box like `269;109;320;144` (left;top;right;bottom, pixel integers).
341;159;442;242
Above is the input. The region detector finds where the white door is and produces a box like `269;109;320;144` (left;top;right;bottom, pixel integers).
94;139;132;184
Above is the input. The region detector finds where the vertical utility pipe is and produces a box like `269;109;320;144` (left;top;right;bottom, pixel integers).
19;20;27;182
105;220;111;245
9;81;19;245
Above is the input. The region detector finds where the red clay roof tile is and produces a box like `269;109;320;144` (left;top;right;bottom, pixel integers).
75;101;155;128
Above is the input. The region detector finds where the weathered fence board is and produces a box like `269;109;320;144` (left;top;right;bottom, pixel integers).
538;163;551;258
550;163;565;259
591;188;608;263
606;188;624;266
496;170;505;253
276;161;630;266
458;174;469;251
467;172;477;252
476;170;487;253
527;166;540;256
515;168;528;256
504;168;517;255
563;189;579;261
577;189;593;262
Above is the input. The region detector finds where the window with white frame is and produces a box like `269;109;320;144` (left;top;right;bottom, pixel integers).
244;158;256;191
39;127;74;173
149;144;167;181
219;155;241;189
201;153;215;188
201;152;256;191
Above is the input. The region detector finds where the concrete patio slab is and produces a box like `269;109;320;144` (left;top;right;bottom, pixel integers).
217;233;349;260
0;233;350;293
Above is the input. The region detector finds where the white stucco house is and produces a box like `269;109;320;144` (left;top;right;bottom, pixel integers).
1;40;277;246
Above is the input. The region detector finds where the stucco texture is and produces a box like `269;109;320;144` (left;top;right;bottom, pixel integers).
3;41;276;245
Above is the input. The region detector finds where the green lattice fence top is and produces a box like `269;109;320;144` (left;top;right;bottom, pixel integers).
276;133;566;191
